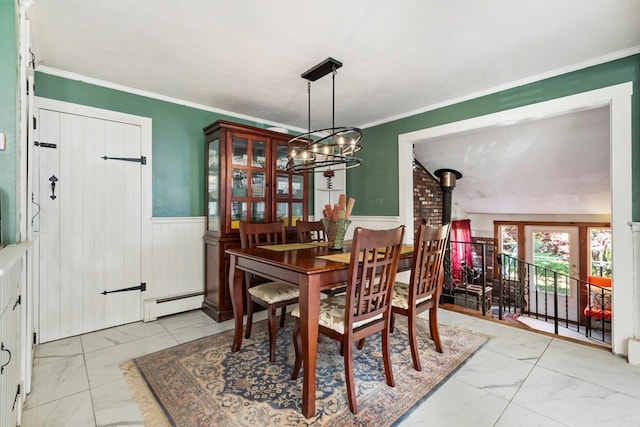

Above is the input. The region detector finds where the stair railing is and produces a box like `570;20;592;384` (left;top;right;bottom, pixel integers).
498;253;611;344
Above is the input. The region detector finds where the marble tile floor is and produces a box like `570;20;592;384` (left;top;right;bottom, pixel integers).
21;308;640;427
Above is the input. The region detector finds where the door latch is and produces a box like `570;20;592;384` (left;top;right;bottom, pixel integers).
49;175;58;200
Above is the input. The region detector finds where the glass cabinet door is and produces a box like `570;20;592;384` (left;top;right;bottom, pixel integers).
207;138;220;231
229;134;268;229
207;124;308;235
274;140;306;227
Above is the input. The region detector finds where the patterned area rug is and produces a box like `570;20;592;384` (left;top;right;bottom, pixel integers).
121;316;489;427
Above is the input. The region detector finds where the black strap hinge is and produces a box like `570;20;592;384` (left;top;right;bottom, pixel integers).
101;282;146;295
35;141;57;149
102;155;146;165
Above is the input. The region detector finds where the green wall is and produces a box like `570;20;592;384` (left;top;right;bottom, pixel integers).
351;54;640;219
0;0;18;244
35;73;280;217
34;54;640;223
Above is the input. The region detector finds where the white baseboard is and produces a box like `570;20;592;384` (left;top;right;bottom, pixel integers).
143;293;204;322
628;338;640;366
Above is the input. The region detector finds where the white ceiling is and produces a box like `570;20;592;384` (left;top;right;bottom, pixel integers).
413;106;611;215
26;0;640;215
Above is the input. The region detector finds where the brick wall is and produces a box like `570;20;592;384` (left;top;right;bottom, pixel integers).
413;160;442;231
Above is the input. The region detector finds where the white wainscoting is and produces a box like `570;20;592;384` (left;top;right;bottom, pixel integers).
344;216;403;238
345;216;411;283
144;215;405;321
144;217;206;321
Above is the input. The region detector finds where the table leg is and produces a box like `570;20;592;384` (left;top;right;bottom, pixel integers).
228;254;244;352
300;277;320;418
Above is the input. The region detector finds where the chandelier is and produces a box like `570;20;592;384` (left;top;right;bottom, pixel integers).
285;58;363;173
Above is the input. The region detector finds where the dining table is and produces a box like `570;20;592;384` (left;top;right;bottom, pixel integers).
226;241;413;418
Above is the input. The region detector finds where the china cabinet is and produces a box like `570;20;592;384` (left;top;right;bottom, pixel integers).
202;120;308;321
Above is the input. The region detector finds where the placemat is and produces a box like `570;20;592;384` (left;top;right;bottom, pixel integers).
316;245;414;264
258;243;317;251
306;240;352;247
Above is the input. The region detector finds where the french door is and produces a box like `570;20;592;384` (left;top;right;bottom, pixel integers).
524;225;579;321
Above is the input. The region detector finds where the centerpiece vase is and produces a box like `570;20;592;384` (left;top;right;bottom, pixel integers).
321;218;351;250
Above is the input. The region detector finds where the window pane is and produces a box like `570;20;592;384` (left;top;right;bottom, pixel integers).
276;174;289;196
276;145;289;170
230;202;247;229
292;175;304;199
252;140;266;167
532;231;570;295
500;225;518;257
231;169;247;197
276;202;288;225
231;137;248;165
207;138;219;232
292;203;303;226
589;228;612;277
251;202;265;222
251;172;265;198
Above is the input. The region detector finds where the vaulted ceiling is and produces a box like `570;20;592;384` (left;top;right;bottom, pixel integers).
26;0;640;215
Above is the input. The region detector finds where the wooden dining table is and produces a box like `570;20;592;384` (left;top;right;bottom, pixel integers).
226;241;413;418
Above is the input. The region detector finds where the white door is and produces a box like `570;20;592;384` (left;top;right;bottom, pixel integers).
34;99;151;343
524;225;580;321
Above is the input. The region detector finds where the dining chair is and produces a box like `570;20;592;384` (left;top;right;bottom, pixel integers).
239;221;299;362
291;225;406;414
391;223;450;371
296;219;347;296
296;220;326;243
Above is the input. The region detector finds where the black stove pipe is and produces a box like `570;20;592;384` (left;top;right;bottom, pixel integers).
434;169;462;301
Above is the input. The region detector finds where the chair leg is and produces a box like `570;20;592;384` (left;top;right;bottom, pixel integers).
382;325;395;388
268;305;278;362
343;341;358;414
390;311;396;333
357;338;366;350
279;305;287;328
245;297;254;339
429;307;442;353
407;313;422;371
291;321;302;380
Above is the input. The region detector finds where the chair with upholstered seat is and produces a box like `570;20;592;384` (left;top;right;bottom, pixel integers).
239;221;299;362
391;223;449;371
296;220;326;243
291;225;405;414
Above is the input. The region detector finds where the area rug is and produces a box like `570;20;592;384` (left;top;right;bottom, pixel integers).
121;316;489;427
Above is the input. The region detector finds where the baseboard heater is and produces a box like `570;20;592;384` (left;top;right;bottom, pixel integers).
143;292;204;322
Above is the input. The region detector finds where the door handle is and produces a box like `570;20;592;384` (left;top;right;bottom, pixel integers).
0;342;11;374
49;175;58;200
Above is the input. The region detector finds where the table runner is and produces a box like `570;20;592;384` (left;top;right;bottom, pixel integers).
316;245;414;264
